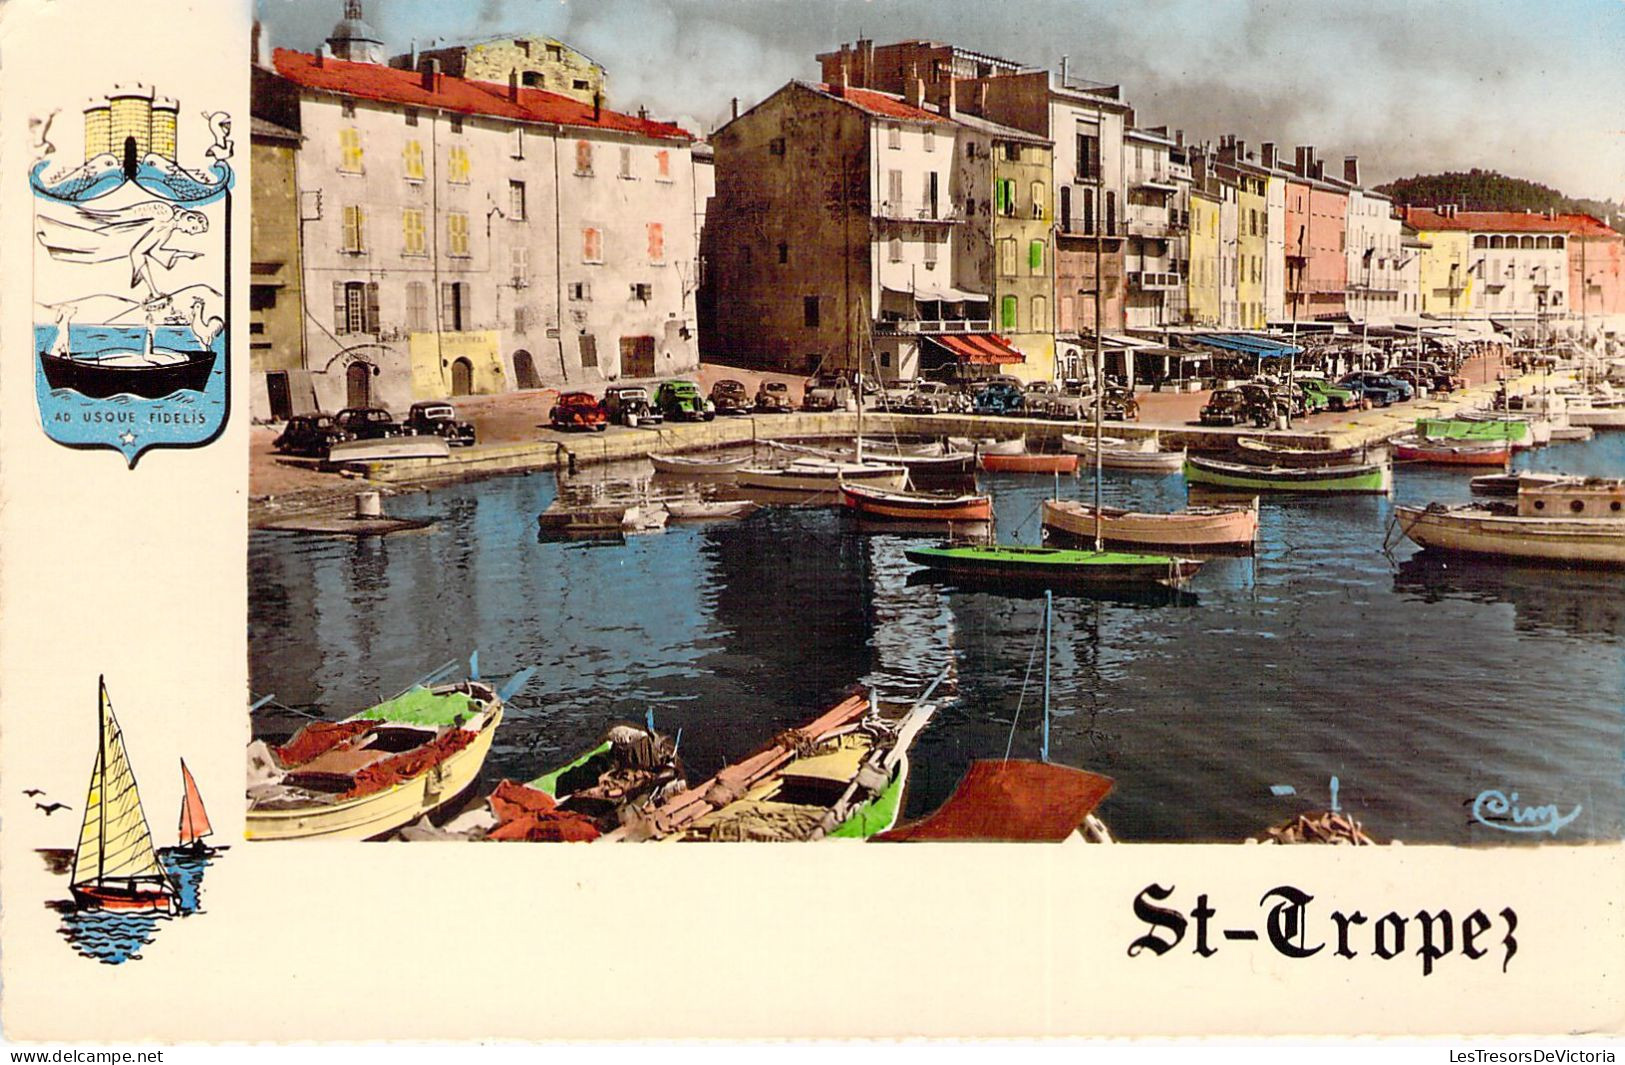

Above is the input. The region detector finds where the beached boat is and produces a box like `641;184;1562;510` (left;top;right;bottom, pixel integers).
1393;480;1625;567
978;451;1079;474
650;453;749;476
326;435;452;464
70;678;178;913
1061;433;1186;473
735;457;908;495
903;544;1202;587
1041;497;1258;552
1392;435;1513;467
841;482;993;523
177;759;214;856
1184;455;1392;495
1469;472;1581;497
246;678;508;841
662;499;760;521
1235;437;1388;468
603;691;938;842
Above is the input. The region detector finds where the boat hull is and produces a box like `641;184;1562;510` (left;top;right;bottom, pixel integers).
327;436;452;463
735;461;907;494
1393;439;1513;466
904;545;1202;586
1236;438;1388;468
40;349;215;399
650;454;748;476
1184;456;1391;494
841;484;993;522
1060;435;1185;472
70;881;176;913
1395;505;1625;567
246;706;503;841
978;452;1079;474
1041;499;1258;551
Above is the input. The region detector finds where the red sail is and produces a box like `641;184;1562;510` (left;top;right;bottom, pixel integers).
178;759;212;845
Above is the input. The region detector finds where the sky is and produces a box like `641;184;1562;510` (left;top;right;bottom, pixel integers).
256;0;1625;204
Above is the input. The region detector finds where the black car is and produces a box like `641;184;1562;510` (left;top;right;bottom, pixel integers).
405;401;476;447
602;385;663;427
334;407;403;440
709;378;753;415
273;413;349;458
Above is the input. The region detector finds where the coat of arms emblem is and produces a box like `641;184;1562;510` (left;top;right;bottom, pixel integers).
31;87;233;467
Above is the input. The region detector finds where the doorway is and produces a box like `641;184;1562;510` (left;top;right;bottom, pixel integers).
512;349;540;390
345;362;372;408
451;357;474;396
266;371;293;421
619;335;655;378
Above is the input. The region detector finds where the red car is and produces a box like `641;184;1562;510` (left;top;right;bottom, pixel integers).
549;391;608;432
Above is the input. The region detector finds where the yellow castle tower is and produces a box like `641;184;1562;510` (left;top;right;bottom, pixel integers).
83;85;178;165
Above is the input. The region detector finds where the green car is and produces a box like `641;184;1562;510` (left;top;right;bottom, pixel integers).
654;380;715;422
1299;377;1355;412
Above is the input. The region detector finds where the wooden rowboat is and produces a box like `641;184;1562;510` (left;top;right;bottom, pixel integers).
1236;437;1388;468
735;458;908;495
978;451;1079;474
650;453;748;476
903;544;1202;587
949;436;1026;456
1184;455;1392;495
841;482;993;523
1061;434;1186;473
1469;472;1581;497
663;499;760;521
326;435;451;464
1041;497;1258;552
1393;435;1513;467
876;761;1114;843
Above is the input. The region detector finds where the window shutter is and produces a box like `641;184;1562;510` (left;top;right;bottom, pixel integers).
365;281;380;334
994;181;1005;214
441;282;454;330
1001;295;1018;331
1030;240;1043;272
333;281;347;335
458;284;472;328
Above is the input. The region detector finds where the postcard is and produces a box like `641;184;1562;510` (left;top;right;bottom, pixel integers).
1;0;1622;1044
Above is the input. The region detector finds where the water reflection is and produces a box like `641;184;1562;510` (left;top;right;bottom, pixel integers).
1394;553;1625;641
48;846;218;965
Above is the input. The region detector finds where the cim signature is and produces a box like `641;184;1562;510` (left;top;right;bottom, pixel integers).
1470;789;1582;836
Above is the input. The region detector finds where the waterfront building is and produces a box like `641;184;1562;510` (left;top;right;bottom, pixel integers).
393;35;607;107
248;112;309;421
1406;206;1479;321
1257;143;1289;325
1284;146;1349;321
1568;216;1625;337
1339;157;1406;326
256;4;701;412
1281;167;1312;327
1122;125;1183;329
1218;175;1240;329
1186;188;1221;327
1165;133;1194;327
1402;206;1588;328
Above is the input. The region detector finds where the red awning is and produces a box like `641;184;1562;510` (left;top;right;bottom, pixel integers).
928;333;1025;365
874;760;1114;842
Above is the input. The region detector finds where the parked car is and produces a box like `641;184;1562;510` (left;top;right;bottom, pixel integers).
602;385;663;427
274;413;349;458
549;391;609;431
754;380;794;413
1023;380;1058;417
1297;376;1357;412
1351;371;1413;401
655;379;714;421
1338;372;1401;407
898;381;962;415
1392;361;1463;393
334;407;403;441
801;372;852;412
972;380;1026;416
1199;389;1249;427
1102;386;1141;422
709;378;753;416
405;400;477;447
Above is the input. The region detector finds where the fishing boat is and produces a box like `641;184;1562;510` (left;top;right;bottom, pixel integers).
903;544;1202;587
978;451;1079;474
177;759;213;856
949;436;1026;456
765;438;977;477
662;499;760;521
70;678;178;912
1392;435;1514;467
1184;454;1392;495
1041;497;1258;553
1452;410;1550;447
1415;417;1533;449
603;687;940;842
246;670;517;841
1235;437;1388;468
1560;391;1625;429
650;452;749;476
326;435;452;464
1393;480;1625;567
840;482;993;523
735;457;908;495
1061;433;1186;473
1469;472;1581;497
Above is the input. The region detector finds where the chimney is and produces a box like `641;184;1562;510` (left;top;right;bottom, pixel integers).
1174;129;1185;150
593;90;602;122
730;97;739;120
944;76;957;119
1344;155;1360;186
508;69;519;102
1295;145;1315;176
638;105;648;121
1261;141;1277;170
837;59;850;97
1311;159;1324;180
1233;137;1247;163
904;64;924;108
420;58;440;92
1060;54;1069;85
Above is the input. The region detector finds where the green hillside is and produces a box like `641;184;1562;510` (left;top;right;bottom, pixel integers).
1376;169;1620;226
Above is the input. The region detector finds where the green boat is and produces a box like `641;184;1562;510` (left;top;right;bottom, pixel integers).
1184;455;1392;495
1415;418;1528;444
903;544;1203;587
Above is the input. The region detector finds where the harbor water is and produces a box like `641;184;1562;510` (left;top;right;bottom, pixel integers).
249;432;1625;844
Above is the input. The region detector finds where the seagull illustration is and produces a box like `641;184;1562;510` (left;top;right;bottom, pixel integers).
23;788;45;797
35;801;71;816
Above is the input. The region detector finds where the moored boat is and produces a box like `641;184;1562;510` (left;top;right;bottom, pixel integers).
1394;480;1625;567
1061;433;1186;473
1415;417;1532;449
662;499;760;521
246;677;508;841
903;543;1202;587
1469;472;1581;497
649;452;749;476
840;482;993;523
978;451;1079;474
949;436;1026;456
326;434;452;464
875;761;1114;843
735;458;908;495
177;759;214;856
1184;454;1392;494
1041;497;1258;552
1235;437;1388;468
1393;435;1513;467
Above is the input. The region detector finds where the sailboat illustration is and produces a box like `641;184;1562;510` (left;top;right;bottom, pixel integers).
177;759;213;855
70;677;178;913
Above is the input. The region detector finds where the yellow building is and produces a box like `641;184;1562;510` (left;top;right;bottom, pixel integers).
1187;190;1221;326
1414;228;1476;317
990;134;1056;383
1236;173;1266;329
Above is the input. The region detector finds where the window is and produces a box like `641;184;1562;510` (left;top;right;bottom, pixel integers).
546;43;563;60
619;146;633;178
1105;191;1117;236
803;296;820;328
777;241;788;264
888;237;903;263
923;127;934;153
995;178;1016;217
579;333;598;368
511;127;524;159
656;149;671;180
402;140;424;181
966;197;976;217
768;137;786;157
447;212;470;257
568;282;591;301
923;237;938;269
1060;186;1072;230
647;222;665;264
440;282;471;331
514;305;529;334
402;208;426;256
1029;239;1045;275
1084;188;1095;234
404;107;419;127
449;115;463;134
924;171;938;217
405;281;429;332
341;205;366;253
1003;142;1021;162
339;128;363;173
1076;133;1099;180
575;139;594;175
447;145;470;184
341;99;356;119
582;226;603;263
338;281;365;333
630;282;653;302
888;169;903;206
1001;294;1018;331
888;124;901;149
1031;295;1047;331
509;180;526;221
511;246;529;287
1030;181;1045;220
998;237;1017;277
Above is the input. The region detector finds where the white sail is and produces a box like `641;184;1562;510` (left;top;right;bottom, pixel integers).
71;679;167;887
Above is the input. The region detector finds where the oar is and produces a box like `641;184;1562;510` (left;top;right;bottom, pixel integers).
394;658;458;697
249;692;277;712
497;666;538;703
469;649;480;682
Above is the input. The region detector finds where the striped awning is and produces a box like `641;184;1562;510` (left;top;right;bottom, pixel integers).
1187;333;1304;357
927;333;1025;365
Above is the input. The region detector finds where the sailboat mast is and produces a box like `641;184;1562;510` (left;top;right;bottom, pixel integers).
97;676;107;882
1093;97;1105;551
1042;590;1052;764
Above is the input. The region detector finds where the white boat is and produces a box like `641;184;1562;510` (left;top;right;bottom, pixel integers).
662;499;760;521
1395;480;1625;567
1562;391;1625;429
947;436;1026;456
327;435;452;464
649;453;749;476
1060;433;1186;473
620;504;668;534
735;458;908;496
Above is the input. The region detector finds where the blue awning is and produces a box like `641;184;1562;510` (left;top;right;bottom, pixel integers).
1186;333;1305;357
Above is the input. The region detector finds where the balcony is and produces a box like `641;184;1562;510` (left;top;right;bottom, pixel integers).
874;318;994;336
1130;271;1182;291
873;202;962;224
1126;216;1181;240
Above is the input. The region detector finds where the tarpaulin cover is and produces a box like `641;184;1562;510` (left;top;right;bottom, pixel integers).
873;760;1113;842
927;333;1025;365
343;729;478;799
362;687;475;727
273;720;377;767
1187;333;1304;357
484;780;600;842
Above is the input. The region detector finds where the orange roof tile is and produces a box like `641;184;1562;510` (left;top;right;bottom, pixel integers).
1402;207;1619;238
807;81;951;124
